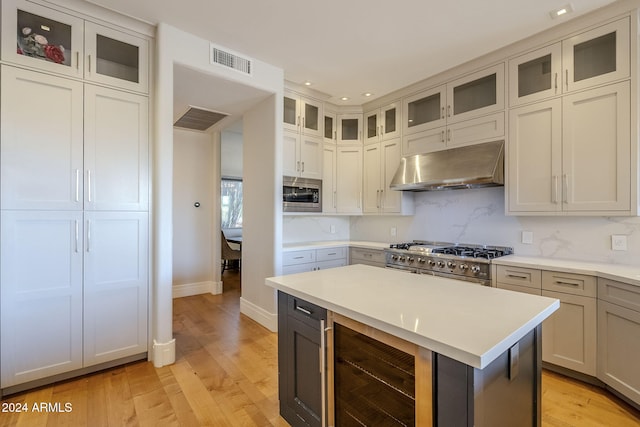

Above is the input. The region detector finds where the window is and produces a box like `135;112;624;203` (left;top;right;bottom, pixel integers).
221;178;243;229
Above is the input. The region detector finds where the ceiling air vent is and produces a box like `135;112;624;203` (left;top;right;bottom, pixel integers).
174;106;228;131
210;44;252;75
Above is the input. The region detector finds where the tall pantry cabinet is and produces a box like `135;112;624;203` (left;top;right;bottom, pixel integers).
0;0;150;390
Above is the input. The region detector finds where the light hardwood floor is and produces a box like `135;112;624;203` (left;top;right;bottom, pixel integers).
1;270;639;426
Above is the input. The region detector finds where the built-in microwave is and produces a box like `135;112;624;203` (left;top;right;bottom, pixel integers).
283;176;322;212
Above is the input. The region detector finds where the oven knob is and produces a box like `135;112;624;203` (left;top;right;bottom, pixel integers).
459;264;468;271
407;257;415;263
427;259;436;267
471;265;481;274
391;255;398;261
418;257;426;264
437;261;445;268
446;261;456;269
399;256;406;262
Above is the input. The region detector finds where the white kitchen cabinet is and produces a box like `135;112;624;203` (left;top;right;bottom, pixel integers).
364;102;400;144
282;247;347;274
336;145;363;214
337;113;363;144
1;0;149;93
402;64;504;155
1;211;84;388
363;139;413;214
283;91;323;137
282;130;323;180
509;18;629;107
324;109;337;144
597;278;640;406
495;265;542;294
349;247;386;268
84;85;149;211
508;81;631;215
541;271;597;376
322;144;337;213
83;211;148;366
1;66;84;211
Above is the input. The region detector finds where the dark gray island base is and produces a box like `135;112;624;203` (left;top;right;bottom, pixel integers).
277;291;543;427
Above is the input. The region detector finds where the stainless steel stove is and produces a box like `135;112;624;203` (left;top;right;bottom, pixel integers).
384;240;513;286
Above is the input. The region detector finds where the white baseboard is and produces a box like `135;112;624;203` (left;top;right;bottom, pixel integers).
240;297;278;332
152;338;175;368
172;281;222;298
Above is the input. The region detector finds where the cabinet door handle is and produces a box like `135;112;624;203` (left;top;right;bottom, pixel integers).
333;190;337;209
296;161;300;172
507;274;528;280
447;105;451;117
552;175;558;204
565;69;569;91
380;189;384;209
301;161;305;173
76;51;79;70
75;220;79;253
376;189;380;208
86;219;91;252
554;73;558;93
88;54;92;73
447;129;451;142
302;116;305;129
293;256;305;260
296;305;312;315
441;106;445;119
563;174;568;203
87;170;92;203
441;130;445;143
381;124;384;136
555;280;580;287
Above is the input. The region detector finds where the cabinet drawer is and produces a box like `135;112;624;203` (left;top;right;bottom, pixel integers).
598;278;640;312
283;250;315;266
496;265;541;289
542;271;596;297
287;294;326;328
350;247;386;265
316;246;347;262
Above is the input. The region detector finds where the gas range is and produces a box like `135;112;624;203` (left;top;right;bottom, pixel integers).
384;240;513;286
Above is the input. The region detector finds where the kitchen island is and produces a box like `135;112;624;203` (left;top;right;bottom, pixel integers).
266;264;559;427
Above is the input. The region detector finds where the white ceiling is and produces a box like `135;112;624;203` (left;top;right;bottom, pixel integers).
87;0;616;109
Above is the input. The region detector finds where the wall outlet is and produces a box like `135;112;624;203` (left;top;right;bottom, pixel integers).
390;227;397;237
521;231;534;245
611;235;628;251
330;225;336;234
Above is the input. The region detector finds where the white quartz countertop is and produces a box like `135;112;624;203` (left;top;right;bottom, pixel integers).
493;255;640;287
266;264;559;369
282;240;390;251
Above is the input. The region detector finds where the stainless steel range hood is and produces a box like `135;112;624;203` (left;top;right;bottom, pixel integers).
390;140;504;191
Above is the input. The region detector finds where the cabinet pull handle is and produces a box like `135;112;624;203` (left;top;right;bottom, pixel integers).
381;124;384;136
565;69;569;91
334;130;337;140
441;130;445;143
358;191;361;209
441;106;445;119
76;51;79;70
87;170;92;203
380;189;384;209
552;175;558;204
297;115;300;127
327;252;337;256
447;129;451;142
75;169;80;202
333;190;337;209
555;280;580;287
563;174;568;203
293;256;304;260
554;73;558;93
88;54;91;73
86;219;91;252
447;105;451;117
376;189;380;208
507;274;528;280
296;305;312;315
296;161;300;172
301;161;305;173
320;319;329;427
75;220;79;253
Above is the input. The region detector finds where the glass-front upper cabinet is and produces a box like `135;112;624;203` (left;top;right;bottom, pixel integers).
446;63;504;124
337;113;362;144
365;102;400;144
509;44;562;106
563;18;629;93
282;92;323;137
2;0;84;78
324;110;337;144
402;86;446;135
84;22;149;93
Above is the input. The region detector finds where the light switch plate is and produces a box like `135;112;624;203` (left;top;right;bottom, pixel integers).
611;235;628;251
390;227;397;237
521;231;533;244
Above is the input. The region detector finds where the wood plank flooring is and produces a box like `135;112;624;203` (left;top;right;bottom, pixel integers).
1;270;639;426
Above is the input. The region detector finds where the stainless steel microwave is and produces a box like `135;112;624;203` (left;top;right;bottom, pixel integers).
283;176;322;212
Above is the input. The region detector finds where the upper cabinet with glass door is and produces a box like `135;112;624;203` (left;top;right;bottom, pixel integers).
509;17;629;106
1;0;150;93
364;102;400;144
283;91;323;138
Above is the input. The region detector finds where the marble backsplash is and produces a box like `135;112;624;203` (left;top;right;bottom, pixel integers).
284;187;640;265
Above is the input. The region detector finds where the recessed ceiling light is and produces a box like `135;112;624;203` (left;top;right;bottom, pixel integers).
362;92;373;97
304;81;312;86
549;3;574;19
340;97;349;101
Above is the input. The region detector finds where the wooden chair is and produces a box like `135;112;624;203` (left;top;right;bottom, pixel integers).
221;231;241;273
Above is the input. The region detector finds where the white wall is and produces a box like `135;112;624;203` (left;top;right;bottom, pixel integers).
172;128;216;292
221;129;243;178
283;216;350;243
